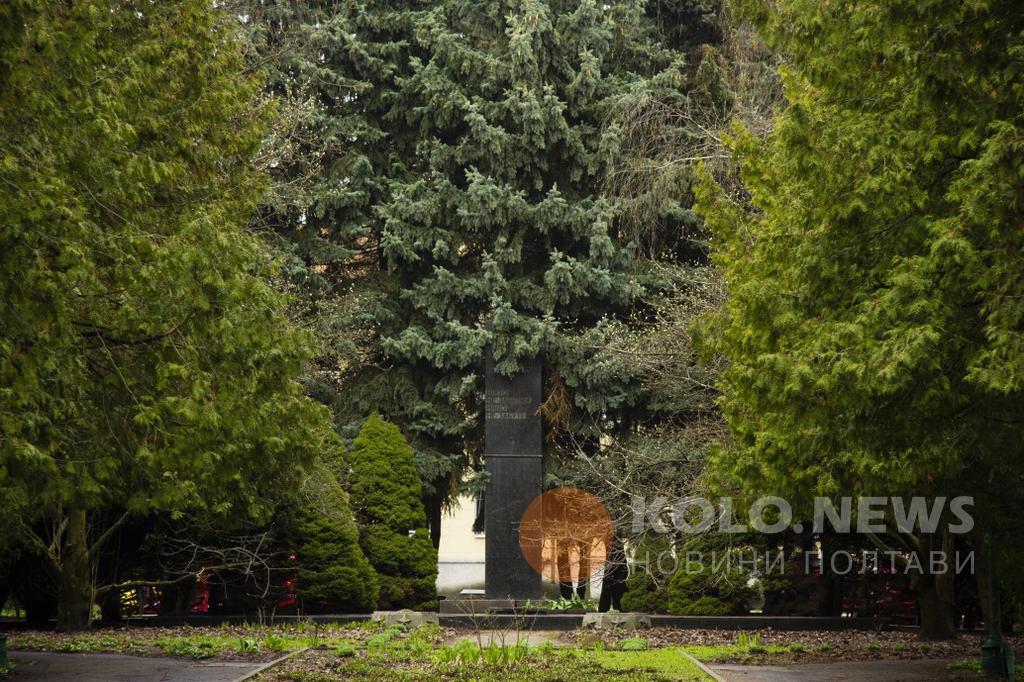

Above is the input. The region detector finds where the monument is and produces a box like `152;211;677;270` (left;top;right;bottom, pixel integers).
484;348;543;599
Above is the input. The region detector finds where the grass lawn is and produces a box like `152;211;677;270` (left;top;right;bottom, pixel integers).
588;648;709;680
8;623;1016;680
4;622;713;680
6;623;362;662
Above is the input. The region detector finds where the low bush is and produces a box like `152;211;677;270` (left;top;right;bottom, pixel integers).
667;562;754;616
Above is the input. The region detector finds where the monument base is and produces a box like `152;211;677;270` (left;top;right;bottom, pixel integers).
439;598;520;615
370;610;440;628
582;612;652;629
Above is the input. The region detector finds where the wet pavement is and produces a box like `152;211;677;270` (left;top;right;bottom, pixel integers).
711;658;963;681
7;651;262;682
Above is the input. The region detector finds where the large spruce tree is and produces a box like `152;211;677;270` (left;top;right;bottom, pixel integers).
241;0;726;542
373;0;703;522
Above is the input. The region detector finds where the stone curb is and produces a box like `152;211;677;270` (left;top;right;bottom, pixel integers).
232;646;309;682
680;649;725;682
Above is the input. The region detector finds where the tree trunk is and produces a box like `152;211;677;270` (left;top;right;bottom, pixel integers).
425;489;443;550
974;553;990;631
56;509;94;630
917;578;955;639
915;530;955;640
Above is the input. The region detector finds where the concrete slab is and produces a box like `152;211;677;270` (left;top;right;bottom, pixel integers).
711;658;961;681
7;651;261;682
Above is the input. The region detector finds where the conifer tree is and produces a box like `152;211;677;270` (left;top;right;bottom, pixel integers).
698;0;1024;638
374;0;704;509
230;0;423;408
0;0;338;629
240;0;729;542
293;466;379;613
346;414;438;609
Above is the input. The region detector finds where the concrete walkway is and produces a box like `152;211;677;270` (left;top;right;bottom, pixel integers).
711;658;961;681
7;651;262;682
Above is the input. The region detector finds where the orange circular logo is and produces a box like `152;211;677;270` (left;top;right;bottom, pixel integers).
519;487;613;583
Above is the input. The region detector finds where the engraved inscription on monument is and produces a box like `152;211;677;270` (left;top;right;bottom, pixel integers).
484;352;542;459
486;389;533;421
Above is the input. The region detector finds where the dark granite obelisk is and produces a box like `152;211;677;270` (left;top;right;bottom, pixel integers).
484;349;543;599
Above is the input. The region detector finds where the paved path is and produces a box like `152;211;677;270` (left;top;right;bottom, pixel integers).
711;658;961;681
7;651;262;682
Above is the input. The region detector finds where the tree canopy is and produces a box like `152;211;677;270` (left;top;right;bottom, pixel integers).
698;0;1024;637
0;0;341;628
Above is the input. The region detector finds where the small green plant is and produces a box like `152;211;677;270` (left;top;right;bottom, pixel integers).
333;642;357;658
403;628;437;658
735;632;763;652
432;640;531;667
481;642;531;666
786;643;806;653
619;637;647;651
59;640;92;653
366;623;405;651
948;659;981;673
157;638;220;660
432;639;481;665
544;594;597;611
263;633;290;652
239;638;261;653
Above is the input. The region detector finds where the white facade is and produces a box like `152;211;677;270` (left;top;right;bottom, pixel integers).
435;494;486;596
435;493;604;599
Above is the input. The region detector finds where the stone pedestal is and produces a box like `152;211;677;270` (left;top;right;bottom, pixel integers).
484;350;543;600
582;612;652;629
371;610;440;628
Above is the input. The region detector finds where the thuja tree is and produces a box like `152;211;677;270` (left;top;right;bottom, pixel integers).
292;464;379;613
0;1;338;629
346;414;438;610
698;0;1024;638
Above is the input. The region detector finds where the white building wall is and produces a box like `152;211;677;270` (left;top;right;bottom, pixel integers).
436;494;486;596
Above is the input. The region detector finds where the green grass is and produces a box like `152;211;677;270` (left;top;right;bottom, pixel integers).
589;647;709;680
679;632;794;664
949;658;1024;677
620;636;648;651
6;624;719;680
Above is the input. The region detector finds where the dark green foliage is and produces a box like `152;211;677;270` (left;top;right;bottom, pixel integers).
621;571;670;615
293;469;379;613
667;562;753;616
621;535;673;614
239;1;730;526
756;557;821;617
228;0;421;418
347;414;438;610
